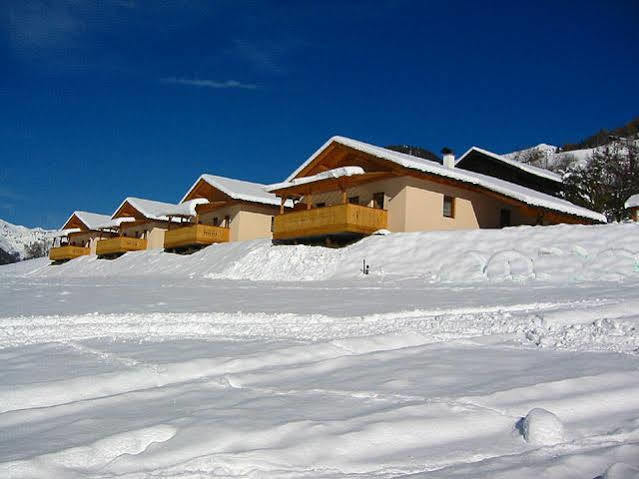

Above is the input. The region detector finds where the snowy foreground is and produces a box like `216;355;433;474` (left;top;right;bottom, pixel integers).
1;224;639;478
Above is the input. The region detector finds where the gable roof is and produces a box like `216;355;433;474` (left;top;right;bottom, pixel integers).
456;146;563;183
180;174;286;207
61;211;112;231
285;136;605;223
112;197;178;221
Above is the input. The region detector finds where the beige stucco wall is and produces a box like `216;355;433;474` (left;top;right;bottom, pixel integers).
68;232;102;255
308;175;546;233
199;203;278;241
121;222;167;249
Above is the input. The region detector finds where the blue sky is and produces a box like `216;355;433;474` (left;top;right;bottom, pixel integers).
1;0;637;228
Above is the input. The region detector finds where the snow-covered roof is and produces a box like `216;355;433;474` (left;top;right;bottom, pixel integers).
112;197;179;222
54;228;81;237
95;217;136;230
625;194;639;209
286;136;605;223
62;211;112;231
267;166;365;191
180;174;288;207
457;147;563;183
159;198;210;217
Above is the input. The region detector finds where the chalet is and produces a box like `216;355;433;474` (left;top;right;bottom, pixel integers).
455;147;562;196
49;211;114;262
95;197;177;258
626;194;639;221
162;174;290;252
267;136;605;245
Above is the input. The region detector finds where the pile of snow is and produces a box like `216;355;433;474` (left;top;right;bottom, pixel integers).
0;218;56;262
520;408;565;445
2;223;638;283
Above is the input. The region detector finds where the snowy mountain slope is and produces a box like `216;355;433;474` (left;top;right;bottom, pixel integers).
0;219;56;263
503;139;639;171
3;223;637;284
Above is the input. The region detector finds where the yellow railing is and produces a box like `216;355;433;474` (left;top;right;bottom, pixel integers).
49;245;90;261
96;237;147;256
164;224;230;250
273;203;388;240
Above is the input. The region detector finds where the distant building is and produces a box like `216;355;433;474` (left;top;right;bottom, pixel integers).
455;147;562;196
625;194;639;221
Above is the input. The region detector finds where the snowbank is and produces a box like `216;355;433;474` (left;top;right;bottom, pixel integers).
520;408;565;445
2;223;637;284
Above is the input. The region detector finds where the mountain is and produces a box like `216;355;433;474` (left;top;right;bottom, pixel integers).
0;219;56;265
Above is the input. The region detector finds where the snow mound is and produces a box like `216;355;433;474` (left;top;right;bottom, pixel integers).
520;408;565;445
484;250;534;281
603;463;639;479
1;223;638;284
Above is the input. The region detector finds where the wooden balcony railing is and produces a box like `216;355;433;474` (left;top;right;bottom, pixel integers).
49;245;90;261
164;224;230;250
96;237;147;256
273;203;388;240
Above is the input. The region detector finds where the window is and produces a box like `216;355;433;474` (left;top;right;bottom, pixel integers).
224;215;230;227
373;192;385;210
348;196;360;205
443;196;455;218
315;202;326;208
500;209;511;228
213;217;219;226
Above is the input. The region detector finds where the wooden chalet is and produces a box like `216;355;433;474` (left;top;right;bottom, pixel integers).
95;197;176;258
163;174;290;252
267;136;606;244
49;211;113;262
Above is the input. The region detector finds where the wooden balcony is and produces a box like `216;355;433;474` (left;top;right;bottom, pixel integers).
164;224;230;250
96;237;147;257
273;203;388;241
49;245;90;262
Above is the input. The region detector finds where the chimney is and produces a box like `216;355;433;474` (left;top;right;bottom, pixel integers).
442;147;455;168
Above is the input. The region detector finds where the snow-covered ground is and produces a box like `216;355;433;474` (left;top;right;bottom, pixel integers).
1;224;638;478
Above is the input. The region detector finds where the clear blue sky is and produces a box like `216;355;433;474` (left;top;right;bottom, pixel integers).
1;0;637;228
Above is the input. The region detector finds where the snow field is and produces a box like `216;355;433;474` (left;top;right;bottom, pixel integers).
1;223;639;478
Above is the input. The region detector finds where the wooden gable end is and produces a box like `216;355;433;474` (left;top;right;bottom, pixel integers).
61;214;89;231
113;201;147;221
183;178;233;203
294;142;400;180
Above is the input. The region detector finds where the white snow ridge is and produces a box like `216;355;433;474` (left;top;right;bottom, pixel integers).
1;223;639;478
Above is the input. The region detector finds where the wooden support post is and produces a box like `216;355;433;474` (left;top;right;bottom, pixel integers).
280;196;286;215
341;189;347;204
306;192;313;210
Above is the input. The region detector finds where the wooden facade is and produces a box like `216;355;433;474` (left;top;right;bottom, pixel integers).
164;224;230;250
96;237;147;257
49;245;90;262
273;203;387;241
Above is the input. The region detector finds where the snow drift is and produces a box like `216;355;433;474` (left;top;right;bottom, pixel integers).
2;223;638;283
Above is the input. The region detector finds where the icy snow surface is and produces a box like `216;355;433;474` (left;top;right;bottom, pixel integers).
1;223;639;478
